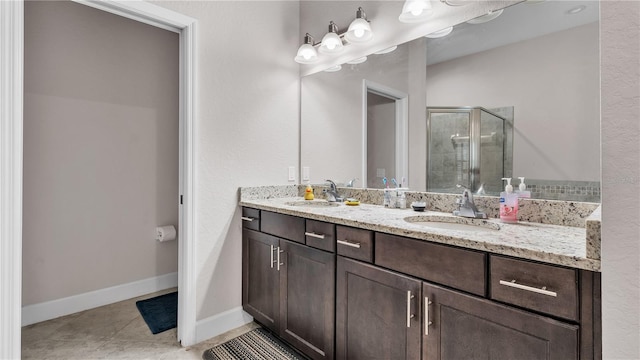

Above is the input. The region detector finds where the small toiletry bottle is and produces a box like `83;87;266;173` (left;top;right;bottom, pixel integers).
397;189;406;209
499;178;518;223
304;183;314;200
516;177;531;198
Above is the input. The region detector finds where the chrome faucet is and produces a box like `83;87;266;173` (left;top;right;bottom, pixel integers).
324;179;343;202
345;178;358;187
453;184;487;219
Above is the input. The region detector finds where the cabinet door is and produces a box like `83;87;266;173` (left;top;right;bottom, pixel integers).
280;240;335;360
242;228;280;332
423;282;579;360
337;257;421;360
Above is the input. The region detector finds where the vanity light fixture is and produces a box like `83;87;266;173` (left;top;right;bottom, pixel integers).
344;7;373;43
399;0;434;23
425;26;453;38
346;56;367;65
295;7;373;64
319;21;344;54
466;9;504;24
294;33;319;64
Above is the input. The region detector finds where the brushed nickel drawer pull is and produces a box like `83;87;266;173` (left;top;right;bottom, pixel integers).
241;216;255;222
337;239;361;249
305;232;325;239
499;279;558;297
406;291;415;328
425;297;432;335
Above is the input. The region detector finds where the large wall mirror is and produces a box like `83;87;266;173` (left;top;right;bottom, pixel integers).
300;0;600;202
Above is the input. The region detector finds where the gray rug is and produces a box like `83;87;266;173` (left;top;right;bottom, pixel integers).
202;328;306;360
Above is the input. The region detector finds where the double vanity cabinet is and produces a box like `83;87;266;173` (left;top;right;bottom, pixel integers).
241;206;601;360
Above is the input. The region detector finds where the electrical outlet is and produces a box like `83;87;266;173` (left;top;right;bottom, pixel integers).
288;166;296;182
376;168;386;178
303;167;310;181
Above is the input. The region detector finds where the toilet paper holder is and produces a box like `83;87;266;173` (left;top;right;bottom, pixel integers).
156;225;177;242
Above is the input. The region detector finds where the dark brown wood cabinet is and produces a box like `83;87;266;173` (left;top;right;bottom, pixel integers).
280;240;335;360
242;228;279;331
336;257;421;360
242;209;335;360
423;282;579;360
242;207;600;360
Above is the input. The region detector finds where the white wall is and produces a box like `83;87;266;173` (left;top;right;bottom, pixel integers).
426;22;600;182
151;1;300;321
23;1;179;305
601;1;640;358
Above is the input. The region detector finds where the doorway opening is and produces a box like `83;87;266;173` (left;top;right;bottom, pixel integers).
362;80;409;189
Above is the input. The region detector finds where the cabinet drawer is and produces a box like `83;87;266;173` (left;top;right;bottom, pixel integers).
375;233;486;296
261;211;305;244
490;255;578;321
336;226;373;263
305;220;335;253
241;207;260;231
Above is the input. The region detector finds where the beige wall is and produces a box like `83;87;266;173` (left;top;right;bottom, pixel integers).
601;1;640;358
426;22;600;182
23;1;179;305
151;1;300;320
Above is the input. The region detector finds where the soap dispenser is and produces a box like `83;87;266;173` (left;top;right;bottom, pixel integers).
516;177;531;199
304;183;315;200
499;178;518;223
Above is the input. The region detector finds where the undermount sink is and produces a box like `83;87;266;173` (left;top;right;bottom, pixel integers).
286;200;340;207
404;215;500;232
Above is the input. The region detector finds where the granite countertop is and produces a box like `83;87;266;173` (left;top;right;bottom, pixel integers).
240;196;601;272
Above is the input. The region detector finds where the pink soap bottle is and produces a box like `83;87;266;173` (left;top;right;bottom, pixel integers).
499;178;518;223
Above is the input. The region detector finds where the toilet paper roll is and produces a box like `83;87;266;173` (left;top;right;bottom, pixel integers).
156;225;177;242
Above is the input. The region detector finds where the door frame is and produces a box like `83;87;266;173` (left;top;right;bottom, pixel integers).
362;80;409;188
0;1;198;357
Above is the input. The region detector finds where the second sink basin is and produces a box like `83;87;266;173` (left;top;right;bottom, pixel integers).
404;215;500;232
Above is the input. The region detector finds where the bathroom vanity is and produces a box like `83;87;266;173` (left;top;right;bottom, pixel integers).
240;187;601;360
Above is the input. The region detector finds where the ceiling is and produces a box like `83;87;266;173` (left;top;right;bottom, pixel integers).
426;0;599;65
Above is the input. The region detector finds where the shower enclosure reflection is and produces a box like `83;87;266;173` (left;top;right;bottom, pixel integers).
427;107;513;195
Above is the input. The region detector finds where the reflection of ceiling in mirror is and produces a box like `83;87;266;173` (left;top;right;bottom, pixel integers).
426;0;599;65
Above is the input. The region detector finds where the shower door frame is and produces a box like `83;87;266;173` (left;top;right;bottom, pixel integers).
426;106;506;193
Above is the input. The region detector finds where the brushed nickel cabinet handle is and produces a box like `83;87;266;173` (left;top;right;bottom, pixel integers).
277;247;284;271
305;232;325;239
425;297;432;335
499;279;558;297
241;216;254;222
337;239;361;249
270;244;275;269
406;291;415;328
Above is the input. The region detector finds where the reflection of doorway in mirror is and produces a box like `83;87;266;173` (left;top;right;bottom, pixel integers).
363;80;408;189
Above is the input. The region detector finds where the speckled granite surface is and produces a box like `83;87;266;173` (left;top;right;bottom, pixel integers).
585;205;602;260
239;186;601;272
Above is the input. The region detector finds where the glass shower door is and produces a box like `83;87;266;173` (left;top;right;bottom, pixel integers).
479;109;505;194
427;110;471;193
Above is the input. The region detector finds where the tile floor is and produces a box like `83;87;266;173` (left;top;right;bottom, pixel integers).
21;288;259;360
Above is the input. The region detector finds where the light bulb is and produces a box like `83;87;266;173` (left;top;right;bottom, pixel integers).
354;28;365;38
410;7;423;16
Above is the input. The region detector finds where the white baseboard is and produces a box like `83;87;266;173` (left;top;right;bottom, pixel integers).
22;272;178;326
195;307;253;344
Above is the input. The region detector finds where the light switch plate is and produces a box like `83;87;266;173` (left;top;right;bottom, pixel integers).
303;167;310;181
288;166;296;182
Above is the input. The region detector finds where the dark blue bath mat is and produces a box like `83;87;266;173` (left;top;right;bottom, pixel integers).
135;291;178;334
